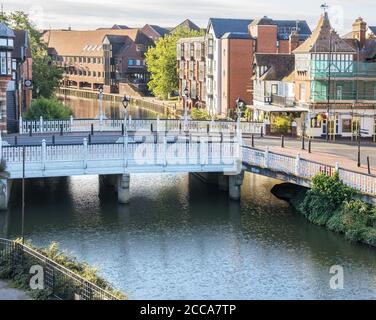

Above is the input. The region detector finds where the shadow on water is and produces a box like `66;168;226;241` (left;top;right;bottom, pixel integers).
3;172;376;299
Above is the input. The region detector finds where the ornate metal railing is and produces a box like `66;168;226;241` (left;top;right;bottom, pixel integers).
19;116;263;135
0;238;120;300
1;137;242;179
242;146;376;196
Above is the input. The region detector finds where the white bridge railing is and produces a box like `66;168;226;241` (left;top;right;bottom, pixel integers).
243;146;376;197
19;116;263;135
1;137;242;179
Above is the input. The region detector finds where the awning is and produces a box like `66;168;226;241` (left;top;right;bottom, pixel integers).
248;104;309;113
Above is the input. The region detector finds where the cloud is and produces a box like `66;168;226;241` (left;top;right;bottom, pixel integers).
3;0;375;32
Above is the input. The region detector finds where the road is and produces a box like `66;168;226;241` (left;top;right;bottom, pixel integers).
244;136;376;169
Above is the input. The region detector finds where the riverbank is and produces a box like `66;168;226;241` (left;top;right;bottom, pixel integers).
0;239;126;300
272;174;376;247
0;280;30;300
56;87;182;118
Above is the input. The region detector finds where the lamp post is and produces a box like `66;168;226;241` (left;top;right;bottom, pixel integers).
99;86;104;123
183;87;189;129
122;95;130;120
235;97;245;136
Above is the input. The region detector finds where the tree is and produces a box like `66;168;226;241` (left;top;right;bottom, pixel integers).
23;98;73;120
1;11;62;98
145;27;204;100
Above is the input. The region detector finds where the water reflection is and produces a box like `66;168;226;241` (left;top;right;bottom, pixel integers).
59;96;161;119
4;172;376;299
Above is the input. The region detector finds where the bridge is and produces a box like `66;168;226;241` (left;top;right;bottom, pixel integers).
0;118;375;210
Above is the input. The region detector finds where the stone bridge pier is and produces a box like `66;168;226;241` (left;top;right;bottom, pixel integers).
193;171;244;201
99;174;130;204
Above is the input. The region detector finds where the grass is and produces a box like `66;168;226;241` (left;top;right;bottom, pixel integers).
0;239;127;300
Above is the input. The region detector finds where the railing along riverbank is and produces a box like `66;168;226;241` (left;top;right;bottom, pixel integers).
0;238;120;300
56;87;181;116
19;116;264;135
243;146;376;197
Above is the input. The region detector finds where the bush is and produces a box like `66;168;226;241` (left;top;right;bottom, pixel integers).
0;240;126;300
298;173;376;246
273;116;291;133
191;108;210;120
23;98;73;120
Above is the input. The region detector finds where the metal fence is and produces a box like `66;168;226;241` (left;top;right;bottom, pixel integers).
19;116;264;135
242;146;376;196
0;238;120;300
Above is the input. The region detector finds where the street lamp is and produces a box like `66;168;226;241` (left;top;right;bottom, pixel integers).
235;97;245;135
183;87;189;128
122;95;130;119
99;86;104;122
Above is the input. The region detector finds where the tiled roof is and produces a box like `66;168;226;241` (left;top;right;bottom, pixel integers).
12;30;30;60
0;22;15;38
254;53;295;81
171;19;201;33
43;29;141;56
294;13;356;53
112;24;129;30
208;17;311;41
208;18;253;38
274;20;311;40
221;32;253;40
149;25;170;37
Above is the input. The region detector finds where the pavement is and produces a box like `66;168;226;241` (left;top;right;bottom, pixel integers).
244;136;376;175
0;280;30;300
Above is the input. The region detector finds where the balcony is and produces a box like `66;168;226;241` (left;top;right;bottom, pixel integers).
271;94;295;107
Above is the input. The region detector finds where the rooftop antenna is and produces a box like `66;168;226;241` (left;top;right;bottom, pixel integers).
320;3;329;13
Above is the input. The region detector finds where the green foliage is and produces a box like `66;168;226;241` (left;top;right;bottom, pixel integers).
1;11;63;98
273;115;291;133
298;173;376;246
191;108;210;120
32;56;63;98
145;27;204;99
244;108;252;121
0;239;126;300
23;98;73;120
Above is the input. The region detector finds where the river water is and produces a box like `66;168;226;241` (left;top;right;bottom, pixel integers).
1;97;376;300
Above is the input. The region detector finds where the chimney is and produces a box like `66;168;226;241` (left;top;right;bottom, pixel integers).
289;30;300;53
352;17;367;48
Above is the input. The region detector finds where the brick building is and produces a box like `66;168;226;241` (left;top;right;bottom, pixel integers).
44;28;154;94
199;17;311;117
7;29;32;132
177;36;206;108
250;13;376;139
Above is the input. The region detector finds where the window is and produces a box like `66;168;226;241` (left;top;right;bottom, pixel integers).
271;84;278;95
128;59;134;66
87;58;91;63
0;38;6;46
336;86;343;100
342;119;352;133
92;58;96;64
310;116;322;128
136;59;141;66
93;71;96;77
299;83;306;101
0;52;6;75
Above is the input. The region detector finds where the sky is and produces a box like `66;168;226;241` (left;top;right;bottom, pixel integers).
2;0;376;34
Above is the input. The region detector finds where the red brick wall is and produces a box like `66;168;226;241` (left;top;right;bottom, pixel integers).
222;38;254;114
255;25;278;53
